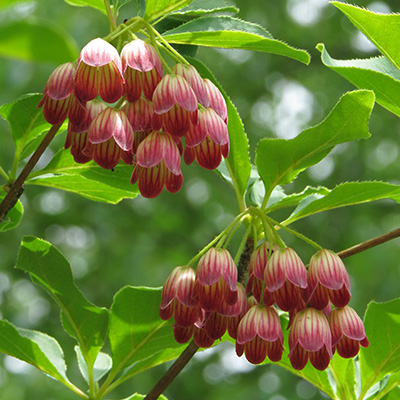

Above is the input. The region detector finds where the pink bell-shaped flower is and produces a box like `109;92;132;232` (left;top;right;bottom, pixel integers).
203;78;228;123
65;101;107;163
152;74;198;137
289;307;333;371
121;39;163;102
263;247;308;311
131;130;183;198
184;107;229;170
307;249;351;310
38;62;75;125
195;247;238;311
122;97;153;153
75;38;124;103
246;242;274;302
328;306;369;358
236;304;284;364
159;266;200;327
173;64;208;106
85;107;133;169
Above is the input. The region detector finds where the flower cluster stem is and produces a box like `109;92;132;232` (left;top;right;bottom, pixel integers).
143;340;199;400
0;124;61;222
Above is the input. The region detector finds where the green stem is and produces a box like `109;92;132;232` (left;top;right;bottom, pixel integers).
103;17;142;43
187;209;250;267
265;215;323;251
249;208;284;248
260;185;274;211
225;160;247;213
145;22;189;66
0;165;9;182
104;0;117;31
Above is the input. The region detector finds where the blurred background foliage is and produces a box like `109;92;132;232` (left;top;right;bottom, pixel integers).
0;0;399;399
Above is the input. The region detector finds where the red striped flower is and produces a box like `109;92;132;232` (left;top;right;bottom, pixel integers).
173;64;208;106
159;266;200;327
85;107;133;169
65;101;107;163
131;130;183;198
183;108;229;170
75;38;124;103
263;247;308;311
203;78;228;123
289;307;332;371
328;306;369;358
195;248;238;311
122;97;153;153
121;39;163;102
152;74;198;137
38;62;75;125
307;249;351;309
246;242;274;303
236;305;284;364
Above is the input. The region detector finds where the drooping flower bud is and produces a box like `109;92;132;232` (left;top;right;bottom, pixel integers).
195;248;238;311
121;39;163;102
85;107;133;169
203;78;227;123
184;107;229;170
131;130;183;198
328;306;369;358
38;62;75;124
236;304;284;364
75;38;124;103
159;266;200;327
65;101;107;163
289;307;332;371
263;247;308;311
152;74;198;137
307;249;351;310
122;97;153;153
173;63;208;106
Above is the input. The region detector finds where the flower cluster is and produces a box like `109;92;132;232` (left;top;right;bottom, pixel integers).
160;245;369;371
38;38;229;198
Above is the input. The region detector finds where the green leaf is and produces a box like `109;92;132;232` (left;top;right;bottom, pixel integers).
27;150;139;204
187;57;251;196
170;0;239;18
359;299;400;398
383;387;400;400
0;94;52;160
266;186;330;213
0;189;23;232
108;286;186;376
0;319;71;386
162;16;310;64
283;181;400;225
0;0;28;10
0;19;79;63
75;346;112;384
255;90;374;194
64;0;107;14
328;356;356;400
317;43;400;118
16;236;109;367
144;0;194;22
332;2;400;70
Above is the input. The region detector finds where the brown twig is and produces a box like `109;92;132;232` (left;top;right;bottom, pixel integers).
143;340;199;400
0;124;61;222
337;226;400;259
